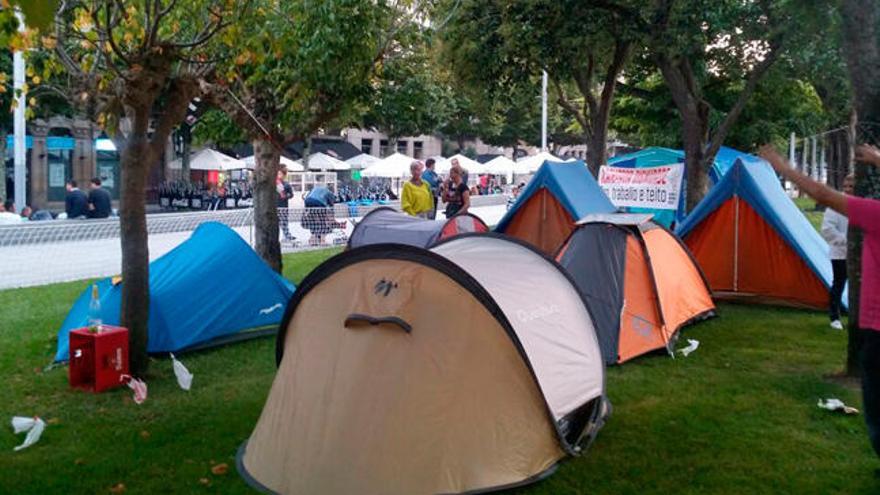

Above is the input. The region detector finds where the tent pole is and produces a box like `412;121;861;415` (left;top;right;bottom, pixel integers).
733;195;739;292
541;71;548;152
13;10;27;212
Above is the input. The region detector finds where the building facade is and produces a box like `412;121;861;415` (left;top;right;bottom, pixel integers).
342;128;505;160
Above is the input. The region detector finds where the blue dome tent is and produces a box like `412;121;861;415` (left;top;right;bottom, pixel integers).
495;160;615;254
54;222;296;361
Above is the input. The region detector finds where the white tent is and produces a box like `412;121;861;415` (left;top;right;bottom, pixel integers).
361;152;415;178
437;154;487;174
170;149;247;171
516;151;566;173
484;155;517;176
306;152;350;171
241;155;304;171
345;153;380;170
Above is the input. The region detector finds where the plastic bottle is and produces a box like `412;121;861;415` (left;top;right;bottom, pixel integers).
88;284;102;333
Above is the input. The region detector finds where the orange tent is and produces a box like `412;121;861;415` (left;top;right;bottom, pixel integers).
495;160;616;254
557;214;715;364
676;159;841;310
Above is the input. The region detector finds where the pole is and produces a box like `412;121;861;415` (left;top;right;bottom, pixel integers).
13;11;26;212
789;132;796;164
541;71;548;152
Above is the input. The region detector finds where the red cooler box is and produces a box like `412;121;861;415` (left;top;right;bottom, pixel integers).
69;326;129;393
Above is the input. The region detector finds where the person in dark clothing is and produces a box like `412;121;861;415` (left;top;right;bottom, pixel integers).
87;177;112;218
276;167;295;241
441;164;470;218
303;184;342;245
422;158;440;220
65;180;88;219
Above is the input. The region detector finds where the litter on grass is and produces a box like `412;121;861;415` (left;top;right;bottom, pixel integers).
818;398;859;415
11;416;45;451
170;353;193;391
120;375;148;404
679;339;700;357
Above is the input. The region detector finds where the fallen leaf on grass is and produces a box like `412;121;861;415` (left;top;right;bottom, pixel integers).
74;458;85;465
46;418;60;425
139;430;150;439
199;478;210;486
211;463;229;475
109;483;126;493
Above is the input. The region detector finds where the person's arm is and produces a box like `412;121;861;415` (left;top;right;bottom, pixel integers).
855;144;880;171
758;145;848;216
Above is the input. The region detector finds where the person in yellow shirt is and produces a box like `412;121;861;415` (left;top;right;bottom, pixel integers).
401;161;434;218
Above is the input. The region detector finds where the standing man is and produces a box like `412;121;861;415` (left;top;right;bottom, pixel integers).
760;144;880;473
276;167;295;242
822;174;855;330
65;180;88;219
87;177;112;218
422;158;440;220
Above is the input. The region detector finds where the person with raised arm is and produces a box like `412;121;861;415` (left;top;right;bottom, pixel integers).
760;144;880;473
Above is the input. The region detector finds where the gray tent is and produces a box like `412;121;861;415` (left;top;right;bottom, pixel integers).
347;207;489;249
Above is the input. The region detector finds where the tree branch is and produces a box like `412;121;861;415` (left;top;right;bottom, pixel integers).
550;75;590;137
705;38;782;160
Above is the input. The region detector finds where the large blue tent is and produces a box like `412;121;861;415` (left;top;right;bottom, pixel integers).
55;222;296;361
676;159;844;309
495;160;615;253
606;147;687;227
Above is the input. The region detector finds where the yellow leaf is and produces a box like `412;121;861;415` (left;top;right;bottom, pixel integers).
31;76;41;85
29;97;36;106
41;36;57;50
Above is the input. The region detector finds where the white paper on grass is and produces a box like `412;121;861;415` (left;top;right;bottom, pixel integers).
679;339;700;357
170;353;193;391
818;398;859;415
11;416;45;451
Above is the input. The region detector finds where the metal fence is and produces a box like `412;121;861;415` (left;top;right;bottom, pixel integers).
0;195;510;290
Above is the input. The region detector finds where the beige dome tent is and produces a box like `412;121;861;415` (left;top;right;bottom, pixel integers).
237;235;608;494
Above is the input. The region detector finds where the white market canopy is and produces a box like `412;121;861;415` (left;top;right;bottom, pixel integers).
345;153;380;170
483;155;517;176
437;154;487;174
516;151;566;173
361;152;415;178
241;155;304;172
170;148;247;171
306;152;350;171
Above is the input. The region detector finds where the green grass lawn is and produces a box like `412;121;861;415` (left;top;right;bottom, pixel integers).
795;196;824;232
1;247;877;494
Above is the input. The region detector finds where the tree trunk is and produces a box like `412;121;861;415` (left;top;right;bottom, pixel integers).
0;128;6;201
253;138;282;273
586;128;608;177
181;125;192;181
119;121;153;376
680;116;709;212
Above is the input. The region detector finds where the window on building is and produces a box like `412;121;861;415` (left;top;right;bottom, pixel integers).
413;141;424;159
380;139;390;157
361;138;373;155
397;140;408;155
